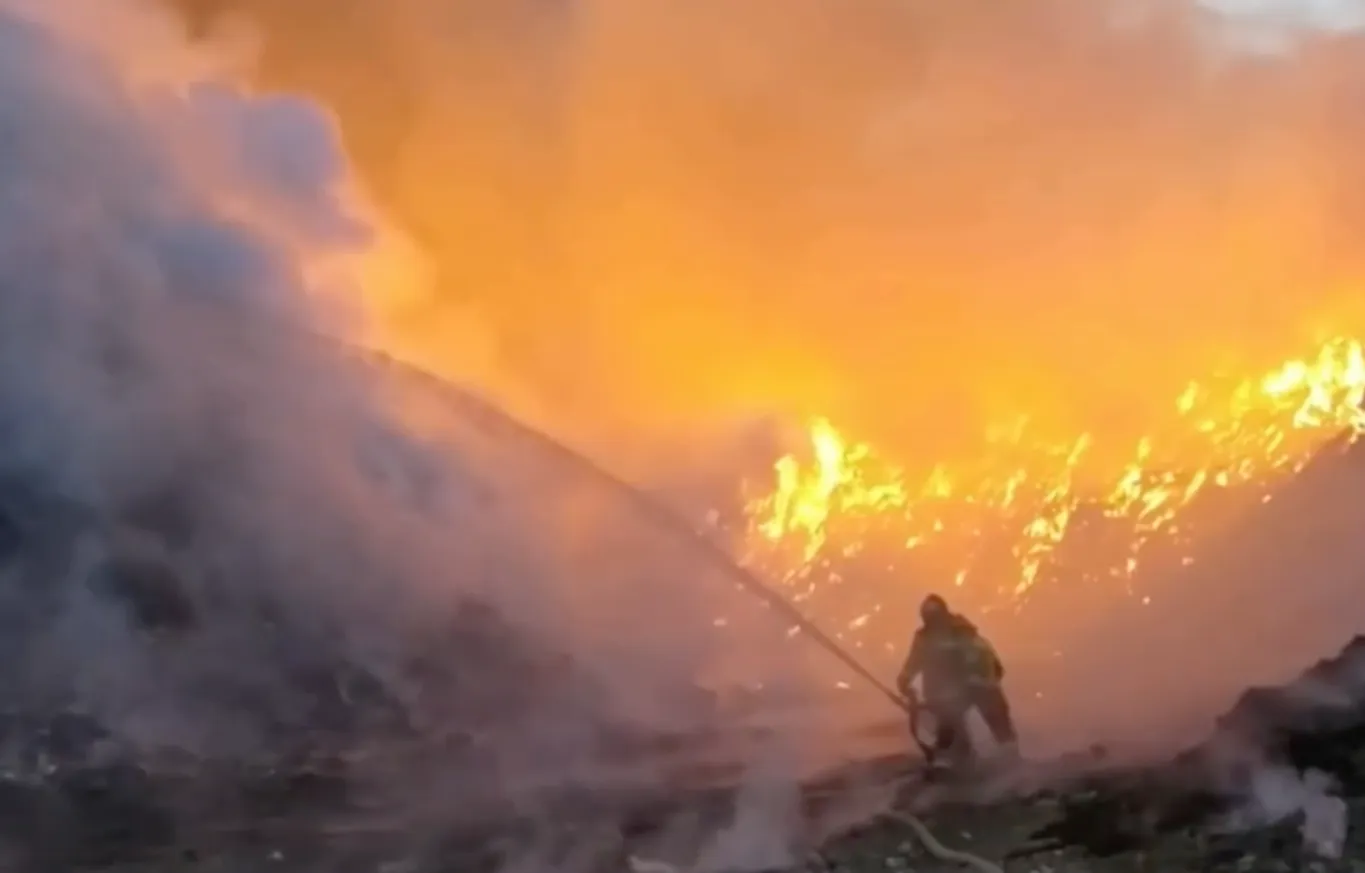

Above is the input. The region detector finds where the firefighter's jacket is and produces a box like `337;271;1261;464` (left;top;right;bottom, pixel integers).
897;615;1003;707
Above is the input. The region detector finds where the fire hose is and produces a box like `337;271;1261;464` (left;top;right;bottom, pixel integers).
365;350;913;708
229;319;914;722
629;809;1003;873
361;348;953;765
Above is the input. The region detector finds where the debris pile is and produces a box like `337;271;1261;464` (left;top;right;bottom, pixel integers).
864;631;1365;873
0;614;1360;872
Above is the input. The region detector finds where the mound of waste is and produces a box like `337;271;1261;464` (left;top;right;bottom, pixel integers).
999;632;1365;864
805;633;1365;873
0;345;824;873
0;520;764;870
2;618;1365;872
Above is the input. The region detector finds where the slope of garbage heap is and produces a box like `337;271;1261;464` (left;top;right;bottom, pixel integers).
0;574;741;872
0;513;758;872
7;601;1365;873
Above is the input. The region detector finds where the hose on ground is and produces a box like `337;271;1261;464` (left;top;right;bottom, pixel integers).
629;809;1004;873
879;811;1004;873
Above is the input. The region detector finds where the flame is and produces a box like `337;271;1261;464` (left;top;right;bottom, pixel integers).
743;337;1365;617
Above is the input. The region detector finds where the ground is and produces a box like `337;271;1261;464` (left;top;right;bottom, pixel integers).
5;748;1363;873
816;794;1363;873
7;636;1365;872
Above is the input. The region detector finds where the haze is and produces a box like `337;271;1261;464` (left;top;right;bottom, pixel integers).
20;0;1365;784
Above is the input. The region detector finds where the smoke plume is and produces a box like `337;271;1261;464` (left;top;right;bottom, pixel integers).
0;1;852;868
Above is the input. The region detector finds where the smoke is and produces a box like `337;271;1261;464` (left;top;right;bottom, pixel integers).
0;0;856;867
1221;765;1347;857
1202;728;1351;858
123;0;1365;840
149;0;1365;446
0;0;414;754
692;773;802;873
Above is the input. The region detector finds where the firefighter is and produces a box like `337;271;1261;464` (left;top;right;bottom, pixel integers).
896;593;1017;768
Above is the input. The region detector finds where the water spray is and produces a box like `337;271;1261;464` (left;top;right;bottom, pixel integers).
358;347;915;719
204;300;916;723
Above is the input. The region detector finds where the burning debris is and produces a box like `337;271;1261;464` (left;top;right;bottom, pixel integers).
740;338;1365;627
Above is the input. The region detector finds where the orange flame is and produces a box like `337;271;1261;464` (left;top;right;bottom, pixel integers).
743;337;1365;616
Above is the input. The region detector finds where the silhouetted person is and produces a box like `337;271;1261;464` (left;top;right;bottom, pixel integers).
896;594;1017;769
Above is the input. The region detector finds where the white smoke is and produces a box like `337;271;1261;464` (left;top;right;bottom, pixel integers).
1217;764;1348;858
0;0;431;755
0;3;829;867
